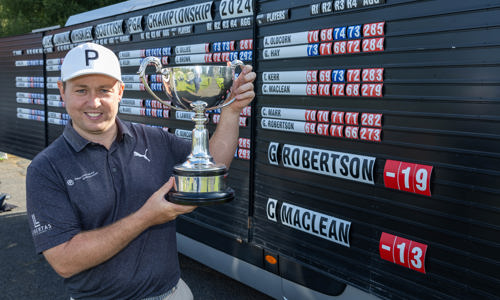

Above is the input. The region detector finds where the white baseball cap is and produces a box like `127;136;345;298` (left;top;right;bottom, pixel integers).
61;42;122;82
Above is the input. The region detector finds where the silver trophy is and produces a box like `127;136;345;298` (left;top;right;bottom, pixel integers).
138;57;244;205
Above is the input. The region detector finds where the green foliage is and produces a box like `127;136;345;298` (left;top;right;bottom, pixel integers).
0;0;123;37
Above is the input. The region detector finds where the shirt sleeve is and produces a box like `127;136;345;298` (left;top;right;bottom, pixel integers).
26;159;81;254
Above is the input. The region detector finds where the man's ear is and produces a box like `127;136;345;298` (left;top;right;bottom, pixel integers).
57;81;65;102
118;82;125;102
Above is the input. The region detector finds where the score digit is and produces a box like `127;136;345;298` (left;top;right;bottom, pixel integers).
363;21;385;37
379;232;428;274
384;160;433;196
360;113;382;127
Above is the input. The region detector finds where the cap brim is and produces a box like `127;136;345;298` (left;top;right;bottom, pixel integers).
63;69;122;82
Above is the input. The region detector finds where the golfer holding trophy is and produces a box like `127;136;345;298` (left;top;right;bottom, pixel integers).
138;57;254;205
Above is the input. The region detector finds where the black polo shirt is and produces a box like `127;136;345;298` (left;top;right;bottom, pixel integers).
26;118;191;299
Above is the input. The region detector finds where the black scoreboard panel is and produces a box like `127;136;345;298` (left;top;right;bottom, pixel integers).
41;0;254;240
253;0;499;299
43;28;68;144
0;33;45;159
0;0;499;299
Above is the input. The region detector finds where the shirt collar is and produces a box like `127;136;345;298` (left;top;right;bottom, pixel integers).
63;117;133;152
115;117;132;143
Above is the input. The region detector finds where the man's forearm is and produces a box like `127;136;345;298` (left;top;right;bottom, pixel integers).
43;179;193;278
209;107;240;167
44;207;154;278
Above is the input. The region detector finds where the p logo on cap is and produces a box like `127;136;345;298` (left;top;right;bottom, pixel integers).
61;42;122;82
85;49;99;66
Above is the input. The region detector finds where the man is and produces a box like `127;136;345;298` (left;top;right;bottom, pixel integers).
26;42;256;299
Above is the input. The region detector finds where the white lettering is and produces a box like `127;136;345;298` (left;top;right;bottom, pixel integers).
176;111;196;120
148;2;213;30
95;20;124;39
266;10;287;22
364;0;381;5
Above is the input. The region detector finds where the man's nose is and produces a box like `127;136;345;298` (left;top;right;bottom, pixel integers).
88;92;101;107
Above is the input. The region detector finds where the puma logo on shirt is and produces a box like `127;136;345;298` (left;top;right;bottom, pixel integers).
133;149;151;162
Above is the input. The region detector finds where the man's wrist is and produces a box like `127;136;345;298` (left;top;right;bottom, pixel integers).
131;206;156;230
220;105;241;120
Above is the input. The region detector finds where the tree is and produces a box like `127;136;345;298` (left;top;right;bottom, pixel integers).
0;0;123;37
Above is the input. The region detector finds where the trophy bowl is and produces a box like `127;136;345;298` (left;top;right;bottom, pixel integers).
138;57;244;205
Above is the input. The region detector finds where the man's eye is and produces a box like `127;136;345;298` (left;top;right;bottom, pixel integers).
75;89;86;94
101;89;112;93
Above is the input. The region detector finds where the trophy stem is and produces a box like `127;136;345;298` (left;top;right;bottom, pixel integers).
182;101;215;168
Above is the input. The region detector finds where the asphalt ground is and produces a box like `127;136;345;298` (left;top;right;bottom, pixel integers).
0;154;273;300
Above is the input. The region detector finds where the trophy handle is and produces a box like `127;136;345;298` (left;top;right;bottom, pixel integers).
217;60;245;110
137;57;179;111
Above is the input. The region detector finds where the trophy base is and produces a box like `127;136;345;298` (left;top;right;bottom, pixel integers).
166;188;234;206
166;166;234;206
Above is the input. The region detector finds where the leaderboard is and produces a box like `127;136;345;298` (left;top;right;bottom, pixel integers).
256;0;438;288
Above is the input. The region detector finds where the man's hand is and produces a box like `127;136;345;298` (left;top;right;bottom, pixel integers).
225;64;256;115
139;177;197;226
